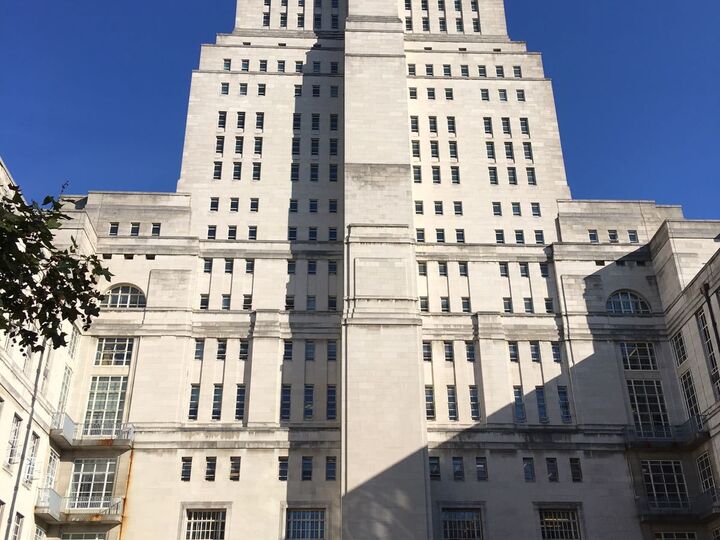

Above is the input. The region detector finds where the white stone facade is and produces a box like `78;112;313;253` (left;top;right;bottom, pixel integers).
2;1;720;539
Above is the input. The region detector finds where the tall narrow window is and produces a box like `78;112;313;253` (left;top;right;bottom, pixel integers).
188;385;200;420
327;385;337;420
83;376;127;436
469;386;480;420
280;385;292;421
425;386;436;420
513;386;526;423
558;386;572;423
303;385;314;420
235;385;246;420
212;385;223;420
536;386;548;423
447;386;458;421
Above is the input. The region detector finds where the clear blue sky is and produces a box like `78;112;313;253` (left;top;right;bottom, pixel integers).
1;1;718;218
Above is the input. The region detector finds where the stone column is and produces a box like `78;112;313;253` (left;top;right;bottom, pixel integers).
341;0;432;537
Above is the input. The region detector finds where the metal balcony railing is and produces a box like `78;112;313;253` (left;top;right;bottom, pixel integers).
638;489;720;522
51;413;134;445
66;495;124;514
625;416;708;448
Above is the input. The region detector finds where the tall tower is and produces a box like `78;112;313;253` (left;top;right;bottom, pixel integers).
16;0;720;539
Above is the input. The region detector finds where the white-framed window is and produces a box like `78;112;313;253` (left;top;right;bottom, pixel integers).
83;376;127;436
23;432;40;484
670;331;688;366
286;509;326;539
620;342;657;370
627;379;669;438
61;534;107;540
641;460;688;509
696;451;716;494
606;290;650;315
101;285;146;309
44;448;60;489
185;509;227;539
95;338;134;366
68;458;117;509
538;508;581;539
10;513;23;540
441;508;483;539
5;414;22;467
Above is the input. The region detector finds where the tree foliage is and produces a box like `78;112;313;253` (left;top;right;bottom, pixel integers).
0;185;111;353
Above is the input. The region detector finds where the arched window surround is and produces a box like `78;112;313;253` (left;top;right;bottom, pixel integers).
606;290;651;315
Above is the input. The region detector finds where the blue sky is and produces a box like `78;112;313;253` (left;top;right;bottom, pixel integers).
1;1;718;218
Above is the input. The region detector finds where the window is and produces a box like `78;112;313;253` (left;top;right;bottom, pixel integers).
237;112;245;129
68;458;116;509
441;509;483;540
304;385;314;420
101;285;146;309
10;514;23;540
515;230;525;244
242;294;252;310
508;341;519;362
280;385;292;421
546;457;559;482
606;291;650;315
211;385;223;420
570;458;583;482
469;386;480;420
443;341;454;362
544;298;554;313
697;309;719;391
680;371;701;425
5;414;22;467
558;386;572;423
503;297;513;313
621;342;657;370
441;296;450;311
305;340;316;362
447;385;458;421
425;386;436;420
502;117;511;135
327;385;337;420
199;294;209;310
429;457;441;480
217;111;227;128
221;294;231;310
452;457;465;481
536;386;549;423
235;384;246;420
301;456;313;480
628;230;639;243
95;338;134;366
552;342;561;363
488;167;498;184
228;225;238;240
523;457;535;482
83;376;127;436
185;510;226;540
641;460;688;509
465;341;475;362
524;298;534;313
420;296;429;311
513;386;526;423
181;457;192;481
286;509;325;539
326;456;337;481
499;89;507;101
517;89;526;101
627;379;669;437
530;341;541;362
486;141;495;160
205;456;217;481
697;451;716;495
538;509;581;540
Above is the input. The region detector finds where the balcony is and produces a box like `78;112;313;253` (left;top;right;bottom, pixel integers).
50;413;134;450
637;490;720;523
624;416;708;450
35;489;124;524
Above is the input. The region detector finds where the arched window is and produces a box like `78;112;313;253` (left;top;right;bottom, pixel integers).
101;285;146;309
606;290;650;315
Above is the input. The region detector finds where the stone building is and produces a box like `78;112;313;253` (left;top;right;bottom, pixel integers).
1;0;720;539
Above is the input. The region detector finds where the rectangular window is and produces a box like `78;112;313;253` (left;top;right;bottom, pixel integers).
235;385;246;420
278;457;289;481
216;339;227;360
558;386;572;423
185;510;226;539
465;341;475;362
205;456;217;481
536;386;549;423
83;376;127;436
530;341;541;362
229;456;241;481
671;331;688;366
697;309;719;393
546;457;559;482
326;385;337;420
621;342;657;370
188;385;200;420
280;385;292;420
68;458;116;508
680;371;701;424
447;385;458;421
627;379;669;437
539;509;581;539
570;458;583;482
508;341;519;362
303;385;314;420
429;456;441;480
469;386;480;420
326;456;337;481
641;460;688;509
301;456;313;481
286;509;325;539
697;451;716;495
181;457;192;481
452;457;465;481
441;509;483;539
95;338;134;366
513;386;526;423
211;385;223;420
523;457;535;482
444;341;454;362
425;386;436;420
